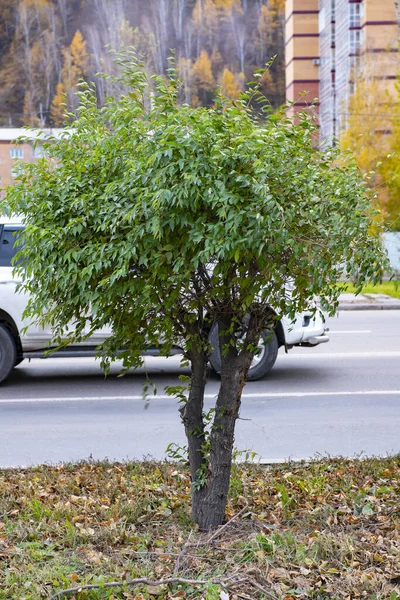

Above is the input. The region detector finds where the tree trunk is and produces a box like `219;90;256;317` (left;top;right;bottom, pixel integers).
191;312;266;530
180;346;207;485
191;317;257;530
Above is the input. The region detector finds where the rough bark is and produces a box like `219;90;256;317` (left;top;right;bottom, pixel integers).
191;316;259;530
180;346;207;485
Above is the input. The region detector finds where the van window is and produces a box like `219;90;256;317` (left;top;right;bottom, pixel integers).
0;229;22;267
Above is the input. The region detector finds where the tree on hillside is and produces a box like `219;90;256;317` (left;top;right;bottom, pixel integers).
50;82;65;125
0;0;19;55
340;58;398;227
192;0;219;54
3;57;388;531
51;29;88;123
0;0;287;126
220;67;243;100
0;0;62;126
193;49;215;104
17;0;55;126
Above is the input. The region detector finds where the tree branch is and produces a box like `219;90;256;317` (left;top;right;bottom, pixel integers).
49;575;253;600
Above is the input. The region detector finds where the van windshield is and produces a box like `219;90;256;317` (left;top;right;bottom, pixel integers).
0;228;23;267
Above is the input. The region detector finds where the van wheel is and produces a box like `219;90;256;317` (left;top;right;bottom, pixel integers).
0;325;17;383
209;325;279;381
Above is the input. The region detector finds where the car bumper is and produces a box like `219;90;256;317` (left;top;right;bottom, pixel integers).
298;330;330;347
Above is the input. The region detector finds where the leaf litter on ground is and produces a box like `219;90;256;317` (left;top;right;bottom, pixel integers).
0;457;399;599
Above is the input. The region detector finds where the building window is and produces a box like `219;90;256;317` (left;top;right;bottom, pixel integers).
32;144;44;159
10;147;24;159
349;3;363;28
331;0;335;21
331;22;336;46
350;29;363;54
319;7;326;32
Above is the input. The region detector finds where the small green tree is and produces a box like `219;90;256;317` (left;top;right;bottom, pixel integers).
3;55;389;530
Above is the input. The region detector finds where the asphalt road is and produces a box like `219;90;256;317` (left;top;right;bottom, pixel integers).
1;311;399;467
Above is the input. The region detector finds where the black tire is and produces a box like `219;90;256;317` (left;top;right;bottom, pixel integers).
208;325;279;381
0;325;17;384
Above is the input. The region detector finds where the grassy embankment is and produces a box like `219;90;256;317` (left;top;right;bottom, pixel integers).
1;458;399;599
339;281;400;299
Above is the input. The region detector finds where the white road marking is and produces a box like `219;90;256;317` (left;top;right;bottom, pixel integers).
1;390;400;404
20;350;400;364
329;330;371;334
282;351;400;359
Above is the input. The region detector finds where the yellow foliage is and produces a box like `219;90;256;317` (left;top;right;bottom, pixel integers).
220;68;243;101
50;82;66;126
193;50;215;92
192;0;219;48
214;0;242;18
68;30;88;79
53;29;88;117
20;0;51;10
379;84;400;230
340;58;399;225
269;0;285;13
214;0;234;9
193;0;217;28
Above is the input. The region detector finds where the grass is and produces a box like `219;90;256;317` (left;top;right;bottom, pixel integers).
339;280;400;299
0;458;399;599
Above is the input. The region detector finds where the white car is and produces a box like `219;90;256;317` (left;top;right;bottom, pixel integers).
0;217;329;383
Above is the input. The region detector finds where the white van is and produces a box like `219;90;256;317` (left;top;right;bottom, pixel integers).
0;217;329;383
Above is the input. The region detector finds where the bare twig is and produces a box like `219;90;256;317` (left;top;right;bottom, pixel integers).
174;528;193;575
236;593;257;600
247;577;279;600
49;575;242;600
206;505;248;545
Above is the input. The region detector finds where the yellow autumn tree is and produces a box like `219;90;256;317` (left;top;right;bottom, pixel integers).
192;0;218;49
214;0;240;14
220;68;243;101
214;0;232;7
340;58;398;224
193;50;215;105
50;82;66;125
71;30;88;68
51;29;88;122
379;83;400;230
269;0;285;13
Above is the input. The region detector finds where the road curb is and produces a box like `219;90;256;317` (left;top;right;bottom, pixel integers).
338;303;400;311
